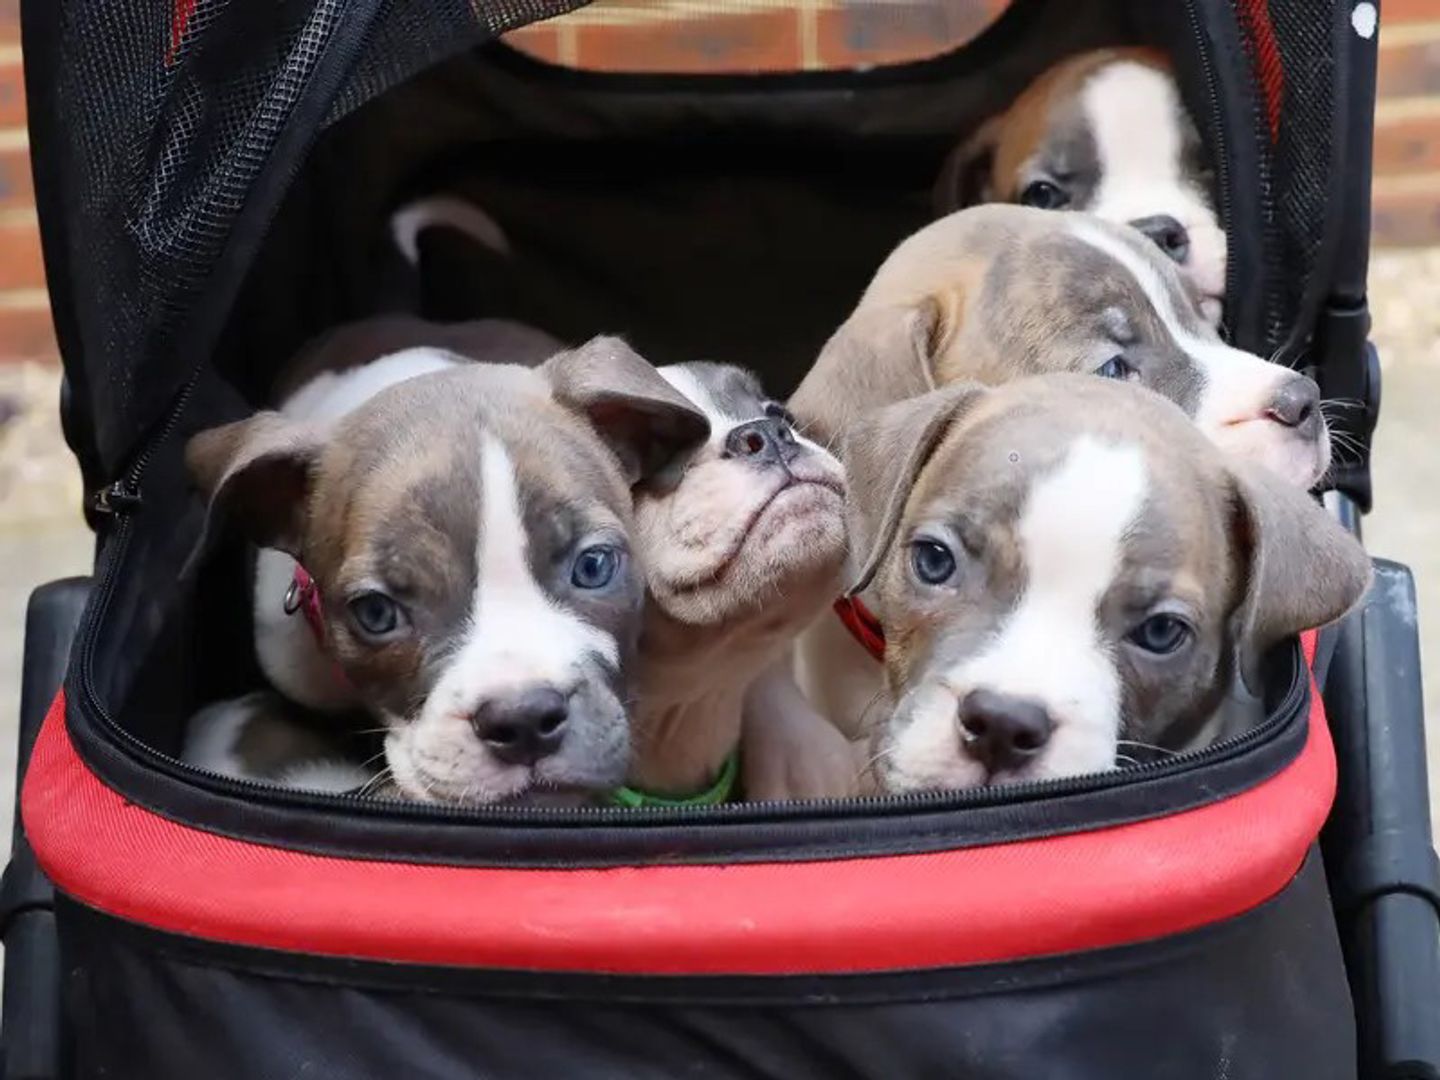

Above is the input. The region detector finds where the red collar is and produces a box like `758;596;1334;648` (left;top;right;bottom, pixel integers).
833;595;885;662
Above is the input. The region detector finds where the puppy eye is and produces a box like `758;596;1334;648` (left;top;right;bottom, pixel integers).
571;544;622;590
348;592;406;640
1127;614;1193;655
1019;180;1070;210
1095;355;1136;381
764;402;799;429
910;539;957;586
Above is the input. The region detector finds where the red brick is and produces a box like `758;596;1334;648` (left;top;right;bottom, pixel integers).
1380;0;1440;25
504;23;565;66
815;0;1006;70
571;10;802;74
0;217;44;290
1374;111;1440;174
0;146;33;211
1377;37;1440;98
0;301;57;362
1372;182;1440;246
0;60;23;128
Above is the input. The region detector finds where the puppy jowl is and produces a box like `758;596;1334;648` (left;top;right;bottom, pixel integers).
845;375;1369;795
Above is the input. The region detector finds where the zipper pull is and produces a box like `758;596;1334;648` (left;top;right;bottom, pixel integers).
90;480;142;516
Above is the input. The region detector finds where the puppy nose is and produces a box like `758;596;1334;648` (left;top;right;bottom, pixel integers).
1129;214;1191;265
723;417;796;466
958;689;1054;773
1264;375;1321;436
472;687;569;766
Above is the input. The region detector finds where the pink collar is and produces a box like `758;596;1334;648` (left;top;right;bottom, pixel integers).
283;563;328;647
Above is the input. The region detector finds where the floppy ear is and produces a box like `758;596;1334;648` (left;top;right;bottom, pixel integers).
789;299;946;450
933;114;1004;214
1228;462;1372;691
184;412;323;561
843;382;990;596
542;335;710;485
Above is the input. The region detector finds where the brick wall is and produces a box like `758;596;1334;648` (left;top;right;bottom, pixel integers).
0;1;1432;365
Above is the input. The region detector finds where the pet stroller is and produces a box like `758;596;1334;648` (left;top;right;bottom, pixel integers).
3;0;1438;1076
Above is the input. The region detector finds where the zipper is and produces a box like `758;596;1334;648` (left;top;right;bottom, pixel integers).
74;466;1307;827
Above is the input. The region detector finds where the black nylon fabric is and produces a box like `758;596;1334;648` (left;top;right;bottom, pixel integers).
21;0;590;484
57;854;1355;1080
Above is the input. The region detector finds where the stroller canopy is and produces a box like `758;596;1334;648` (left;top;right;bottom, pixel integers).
22;0;1358;492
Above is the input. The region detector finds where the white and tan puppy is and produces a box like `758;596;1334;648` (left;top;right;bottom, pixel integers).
624;362;849;802
843;375;1369;792
790;204;1333;739
936;48;1226;323
183;330;708;804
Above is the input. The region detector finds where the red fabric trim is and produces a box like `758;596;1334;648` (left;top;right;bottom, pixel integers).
290;564;327;646
1235;0;1284;142
832;595;885;662
23;633;1329;974
167;0;198;66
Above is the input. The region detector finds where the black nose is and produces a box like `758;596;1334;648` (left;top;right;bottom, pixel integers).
1264;375;1321;436
1129;214;1191;265
723;417;797;466
958;689;1055;773
472;687;569;766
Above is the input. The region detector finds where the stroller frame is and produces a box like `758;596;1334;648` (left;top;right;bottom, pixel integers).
2;1;1438;1076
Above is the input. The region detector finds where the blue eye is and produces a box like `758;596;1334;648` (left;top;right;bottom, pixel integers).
1127;614;1192;655
348;591;404;639
1096;355;1135;381
571;545;621;590
910;539;957;586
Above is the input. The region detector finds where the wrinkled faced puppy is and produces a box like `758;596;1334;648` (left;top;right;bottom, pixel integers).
185;338;708;804
844;375;1369;792
620;362;848;800
790;204;1328;490
936;48;1225;323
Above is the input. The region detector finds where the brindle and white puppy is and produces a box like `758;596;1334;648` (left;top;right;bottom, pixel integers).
790;204;1331;739
844;375;1369;792
936;48;1226;323
626;362;848;800
183;333;708;804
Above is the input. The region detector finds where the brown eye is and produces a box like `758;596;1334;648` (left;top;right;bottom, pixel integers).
1020;180;1070;210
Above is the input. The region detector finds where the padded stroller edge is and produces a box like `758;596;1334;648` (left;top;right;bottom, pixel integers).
1;577;91;1080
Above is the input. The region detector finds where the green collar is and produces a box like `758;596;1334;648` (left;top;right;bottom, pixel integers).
608;752;739;809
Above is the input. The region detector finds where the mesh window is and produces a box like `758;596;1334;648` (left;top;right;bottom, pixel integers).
504;0;1013;74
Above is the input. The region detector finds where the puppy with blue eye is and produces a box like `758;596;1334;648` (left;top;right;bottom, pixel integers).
182;327;708;804
839;374;1369;792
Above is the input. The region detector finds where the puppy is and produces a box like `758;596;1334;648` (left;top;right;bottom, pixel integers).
936;49;1225;323
184;332;708;804
842;375;1369;792
623;363;848;802
789;205;1333;739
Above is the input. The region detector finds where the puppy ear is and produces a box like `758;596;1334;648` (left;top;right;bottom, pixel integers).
184;412;322;562
1228;463;1372;691
843;382;989;596
789;299;946;450
933;115;1003;214
542;335;710;485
